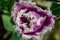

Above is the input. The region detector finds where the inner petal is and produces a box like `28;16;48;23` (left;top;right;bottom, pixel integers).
20;15;27;23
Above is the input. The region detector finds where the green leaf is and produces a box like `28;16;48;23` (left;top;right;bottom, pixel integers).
7;0;14;10
30;38;36;40
2;14;14;32
52;7;60;17
0;0;14;15
50;2;60;11
50;2;60;19
10;32;23;40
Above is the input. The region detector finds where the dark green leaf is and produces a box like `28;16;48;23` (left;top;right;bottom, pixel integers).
0;0;14;15
52;7;60;17
11;17;15;25
50;2;60;11
50;2;60;19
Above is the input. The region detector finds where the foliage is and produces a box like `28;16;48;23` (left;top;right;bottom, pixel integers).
50;2;60;18
10;32;23;40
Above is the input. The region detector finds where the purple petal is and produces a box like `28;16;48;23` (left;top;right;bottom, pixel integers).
20;16;27;23
20;26;24;31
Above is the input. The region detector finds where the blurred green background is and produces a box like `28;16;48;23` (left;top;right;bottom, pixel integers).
0;0;60;40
